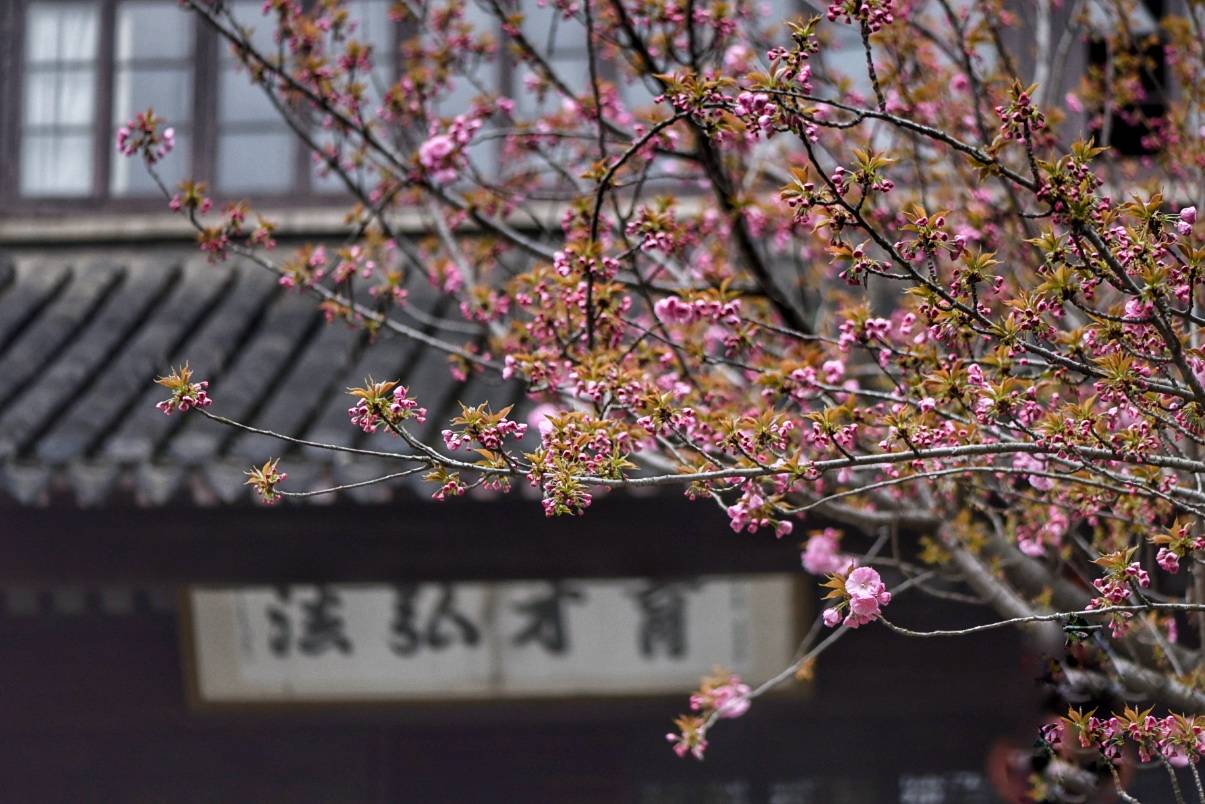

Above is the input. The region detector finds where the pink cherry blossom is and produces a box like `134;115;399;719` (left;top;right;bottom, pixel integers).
691;677;752;719
418;134;457;184
1156;547;1180;574
801;528;856;575
845;566;886;598
1178;206;1197;237
833;566;892;628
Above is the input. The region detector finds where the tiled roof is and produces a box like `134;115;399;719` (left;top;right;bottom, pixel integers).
0;251;529;508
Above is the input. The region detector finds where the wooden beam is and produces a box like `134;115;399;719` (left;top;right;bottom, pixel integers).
0;496;802;584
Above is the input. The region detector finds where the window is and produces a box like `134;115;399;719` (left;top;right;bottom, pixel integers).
215;0;298;194
2;0;396;207
20;2;100;196
312;0;394;192
513;2;592;119
2;0;854;208
111;0;194;195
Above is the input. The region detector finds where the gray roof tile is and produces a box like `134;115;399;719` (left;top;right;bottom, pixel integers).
0;262;122;413
0;251;524;507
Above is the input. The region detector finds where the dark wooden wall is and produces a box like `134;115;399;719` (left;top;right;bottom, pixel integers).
0;574;1038;803
0;498;805;584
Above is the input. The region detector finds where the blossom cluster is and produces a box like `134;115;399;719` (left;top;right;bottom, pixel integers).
1152;519;1205;575
801;528;857;576
1063;707;1205;767
665;715;709;761
347;380;428;434
653;296;742;327
689;670;753;720
994;82;1047;141
244;457;287;504
154;363;212;415
725;482;794;536
1090;551;1151;606
116;109;174;163
821;566;892;628
525;412;634;517
441;403;528;451
168;180;213;216
826;0;895;32
1176;206;1198;238
418;113;483;185
666;670;753;760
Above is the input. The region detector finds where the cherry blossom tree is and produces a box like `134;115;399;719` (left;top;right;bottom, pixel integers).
121;0;1205;797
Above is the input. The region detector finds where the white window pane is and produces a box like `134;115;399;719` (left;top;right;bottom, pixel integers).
26;8;64;62
340;1;392;109
24;69;96;126
23;72;59;126
312;126;355;193
424;0;493;48
424;1;492;116
464;138;500;181
366;65;390;110
220;67;281;124
343;0;392;56
435;71;496;117
21;133;93;195
113;67;191;124
312;134;350;193
522;2;587;51
26;2;99;63
217;131;296;192
514;56;589;118
312;156;341;193
223;0;280;61
59;6;100;60
116;1;193;60
112;131;190;195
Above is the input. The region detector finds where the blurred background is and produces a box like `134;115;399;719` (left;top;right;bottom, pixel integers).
0;0;1170;801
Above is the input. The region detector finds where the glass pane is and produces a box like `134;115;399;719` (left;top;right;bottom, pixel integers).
116;1;193;60
425;0;492;113
24;68;96;127
222;0;280;62
21;133;93;195
436;72;494;117
113;67;191;124
522;1;587;52
312;129;389;193
217;131;296;192
340;0;392;110
343;0;392;57
112;130;190;195
311;133;348;193
365;65;390;110
220;66;281;124
464;137;499;181
514;56;588;118
550;54;590;94
26;2;99;63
